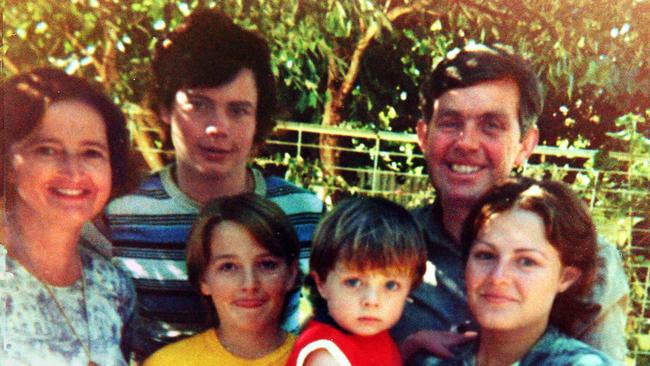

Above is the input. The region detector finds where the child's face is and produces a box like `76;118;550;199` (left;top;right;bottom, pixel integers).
200;220;297;333
314;262;413;336
465;208;579;333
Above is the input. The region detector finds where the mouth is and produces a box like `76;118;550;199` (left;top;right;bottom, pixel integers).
480;292;517;304
357;316;382;323
448;163;482;174
233;299;266;308
48;187;91;199
199;145;233;160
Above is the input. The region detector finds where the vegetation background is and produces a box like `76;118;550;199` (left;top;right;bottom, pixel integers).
2;0;649;364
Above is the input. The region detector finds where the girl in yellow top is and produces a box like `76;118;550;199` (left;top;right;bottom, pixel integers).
144;194;300;365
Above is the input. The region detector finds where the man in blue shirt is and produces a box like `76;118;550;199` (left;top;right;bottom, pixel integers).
392;45;628;363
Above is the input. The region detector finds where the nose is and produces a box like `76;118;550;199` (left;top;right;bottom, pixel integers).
205;110;228;137
58;153;84;179
240;267;260;292
361;286;380;308
488;260;511;284
456;124;480;150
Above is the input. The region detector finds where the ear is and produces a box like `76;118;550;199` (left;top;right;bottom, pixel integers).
416;119;429;154
199;275;212;297
159;106;172;126
514;126;539;166
557;265;581;293
311;271;328;300
285;263;299;292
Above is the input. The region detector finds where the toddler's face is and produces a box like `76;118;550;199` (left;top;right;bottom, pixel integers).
314;262;413;336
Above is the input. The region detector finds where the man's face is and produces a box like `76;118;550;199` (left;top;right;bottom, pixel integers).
162;68;258;180
417;79;538;207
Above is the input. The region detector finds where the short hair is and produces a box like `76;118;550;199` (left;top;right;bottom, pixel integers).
151;8;277;146
421;45;544;135
0;68;137;199
186;193;299;326
461;177;599;336
308;196;427;313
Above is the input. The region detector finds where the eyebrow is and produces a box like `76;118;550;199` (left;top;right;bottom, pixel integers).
27;136;109;150
474;240;550;259
184;90;257;108
436;108;509;120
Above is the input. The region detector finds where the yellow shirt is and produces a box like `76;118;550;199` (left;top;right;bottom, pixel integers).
143;329;297;366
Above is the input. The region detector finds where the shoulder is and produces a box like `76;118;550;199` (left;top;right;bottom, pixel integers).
525;328;621;366
588;237;629;311
143;330;214;366
302;347;350;366
290;321;351;366
106;169;168;213
263;176;324;215
81;248;134;298
106;166;198;219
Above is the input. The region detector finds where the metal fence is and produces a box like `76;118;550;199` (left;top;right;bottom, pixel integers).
260;121;650;365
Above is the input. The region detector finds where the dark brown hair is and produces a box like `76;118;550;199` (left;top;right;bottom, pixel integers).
461;177;599;336
421;44;544;136
186;193;299;325
308;196;427;314
1;68;137;199
151;8;277;146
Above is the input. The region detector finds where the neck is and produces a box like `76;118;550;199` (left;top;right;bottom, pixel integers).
4;206;82;286
439;197;473;245
476;322;547;366
217;325;286;359
175;163;251;205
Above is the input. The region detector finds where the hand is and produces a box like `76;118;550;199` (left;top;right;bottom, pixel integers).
400;330;478;362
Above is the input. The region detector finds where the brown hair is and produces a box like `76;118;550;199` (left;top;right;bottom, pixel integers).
151;8;277;147
308;196;427;314
461;177;599;336
421;44;544;136
1;68;137;200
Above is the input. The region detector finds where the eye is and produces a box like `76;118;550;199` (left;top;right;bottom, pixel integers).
217;262;238;273
82;148;107;160
258;259;280;271
385;280;401;291
343;278;362;288
34;145;58;157
517;257;538;267
229;104;253;118
187;97;213;112
480;115;504;132
436;116;462;130
472;250;496;261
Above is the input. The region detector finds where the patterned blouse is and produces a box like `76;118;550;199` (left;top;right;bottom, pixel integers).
0;245;135;366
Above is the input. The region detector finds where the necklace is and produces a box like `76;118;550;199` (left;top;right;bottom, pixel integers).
42;264;99;366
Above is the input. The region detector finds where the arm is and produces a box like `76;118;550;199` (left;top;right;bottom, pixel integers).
295;340;351;366
400;330;477;362
303;349;347;366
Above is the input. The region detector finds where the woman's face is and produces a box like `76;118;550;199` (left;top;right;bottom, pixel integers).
200;220;297;334
8;100;112;226
465;208;579;333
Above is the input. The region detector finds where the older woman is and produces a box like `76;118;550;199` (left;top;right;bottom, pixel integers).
415;178;620;366
0;68;136;365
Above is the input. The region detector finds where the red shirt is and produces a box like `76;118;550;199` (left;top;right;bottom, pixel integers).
286;320;402;366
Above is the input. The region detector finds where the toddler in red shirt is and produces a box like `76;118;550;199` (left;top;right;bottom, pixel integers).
287;197;427;366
